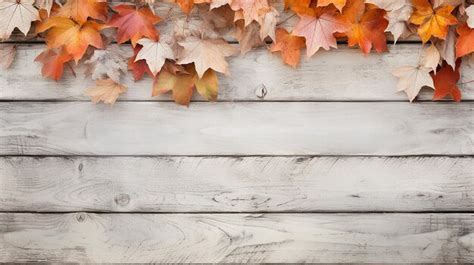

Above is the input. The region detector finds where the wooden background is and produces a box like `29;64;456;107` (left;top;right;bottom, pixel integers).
1;2;473;263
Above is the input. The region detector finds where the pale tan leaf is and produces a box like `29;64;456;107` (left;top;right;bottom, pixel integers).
177;36;238;78
420;44;440;72
435;25;456;69
0;0;39;39
392;66;434;102
84;45;128;83
85;79;127;105
259;6;279;41
136;38;175;76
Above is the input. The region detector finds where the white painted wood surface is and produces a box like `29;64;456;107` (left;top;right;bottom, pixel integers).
1;213;472;263
1;44;473;101
1;102;472;155
1;156;472;212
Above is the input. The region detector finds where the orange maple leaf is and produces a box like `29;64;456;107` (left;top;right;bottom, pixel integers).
270;28;305;67
37;17;106;63
317;0;347;12
341;0;388;54
108;4;161;47
35;48;73;81
176;0;194;14
456;23;474;58
284;0;310;10
56;0;108;24
410;0;457;43
432;61;462;102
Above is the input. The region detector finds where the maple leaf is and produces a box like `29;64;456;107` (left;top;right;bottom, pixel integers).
284;0;310;10
270;28;305;67
317;0;347;12
35;48;73;81
435;25;456;68
56;0;108;24
341;0;388;54
432;61;461;102
0;0;39;40
153;64;218;105
233;20;263;54
292;5;349;57
230;0;270;26
367;0;413;42
0;44;16;69
455;23;474;58
34;0;56;15
177;36;238;78
152;65;195;105
128;45;154;81
85;79;127;105
108;4;161;47
419;44;440;72
37;17;105;63
392;65;434;102
410;0;457;43
135;38;175;76
467;5;474;28
84;45;128;83
259;6;279;41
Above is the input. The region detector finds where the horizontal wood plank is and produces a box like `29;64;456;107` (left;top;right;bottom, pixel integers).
1;44;473;101
1;213;472;263
1;102;472;156
0;156;472;212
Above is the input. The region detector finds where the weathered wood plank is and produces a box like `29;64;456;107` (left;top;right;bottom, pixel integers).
1;44;473;101
0;213;472;263
1;102;472;155
1;156;472;212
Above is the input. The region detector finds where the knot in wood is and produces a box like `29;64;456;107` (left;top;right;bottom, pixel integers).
114;193;130;206
255;84;267;99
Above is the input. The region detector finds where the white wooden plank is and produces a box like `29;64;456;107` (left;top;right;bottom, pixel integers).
1;213;472;263
1;44;472;101
1;102;472;155
1;156;472;212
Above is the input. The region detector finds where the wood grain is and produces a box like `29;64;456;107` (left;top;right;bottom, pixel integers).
1;156;472;212
1;44;473;101
1;213;472;263
1;102;472;156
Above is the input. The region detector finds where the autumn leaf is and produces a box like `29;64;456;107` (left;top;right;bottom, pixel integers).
270;28;305;67
135;38;175;76
233;20;263;54
85;79;127;105
37;17;106;63
108;4;161;47
35;48;73;81
410;0;457;43
292;5;349;57
175;0;194;14
0;0;39;40
432;61;461;102
0;44;16;69
56;0;108;24
177;36;238;78
341;0;388;54
152;65;195;105
128;45;154;81
420;44;440;72
153;64;218;105
84;45;128;83
367;0;413;42
435;25;456;69
455;23;474;58
317;0;347;12
259;6;279;41
230;0;270;26
392;65;434;102
284;0;310;10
